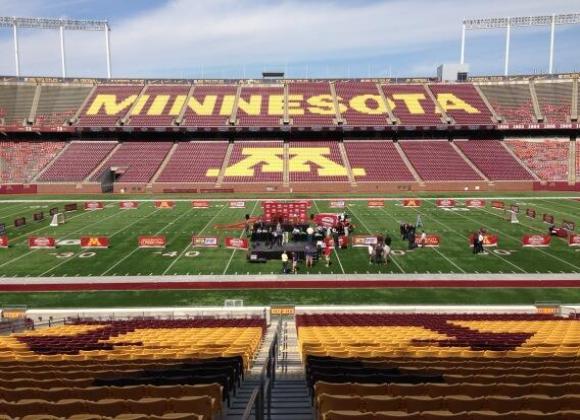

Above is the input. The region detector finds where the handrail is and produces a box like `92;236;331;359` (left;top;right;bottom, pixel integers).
241;321;281;420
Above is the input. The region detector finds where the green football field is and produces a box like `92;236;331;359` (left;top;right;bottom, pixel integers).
0;193;579;278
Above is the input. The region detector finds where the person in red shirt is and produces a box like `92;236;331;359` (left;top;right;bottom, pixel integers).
323;235;334;267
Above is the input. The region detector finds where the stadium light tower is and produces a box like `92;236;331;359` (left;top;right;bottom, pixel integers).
0;17;112;78
461;13;580;76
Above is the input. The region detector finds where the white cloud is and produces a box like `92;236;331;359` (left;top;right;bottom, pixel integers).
1;0;580;77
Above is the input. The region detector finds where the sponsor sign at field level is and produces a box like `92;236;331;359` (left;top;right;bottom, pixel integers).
403;199;421;208
191;236;219;248
229;201;246;209
314;213;339;228
138;236;166;248
0;235;8;248
491;201;505;210
465;199;485;208
28;236;56;249
84;201;104;211
526;208;536;219
351;235;378;247
569;234;580;247
468;233;498;247
436;199;455;208
562;220;576;231
64;203;78;212
543;214;555;224
154;200;174;209
510;204;520;213
225;237;249;250
119;201;139;209
415;234;441;247
192;201;210;208
80;236;109;249
271;305;296;316
367;200;384;208
14;217;26;228
522;234;552;248
33;211;44;222
330;201;345;208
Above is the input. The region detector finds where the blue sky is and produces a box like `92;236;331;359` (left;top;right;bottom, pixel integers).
1;0;579;78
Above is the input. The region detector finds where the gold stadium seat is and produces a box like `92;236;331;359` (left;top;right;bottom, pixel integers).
419;411;466;419
167;396;213;419
318;394;363;419
362;395;402;412
20;416;62;420
67;416;105;420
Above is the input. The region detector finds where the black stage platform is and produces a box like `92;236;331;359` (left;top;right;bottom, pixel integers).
247;241;319;262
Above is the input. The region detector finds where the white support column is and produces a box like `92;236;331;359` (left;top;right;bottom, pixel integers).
460;23;466;64
549;14;556;74
504;18;511;76
104;23;112;78
59;25;66;78
13;24;20;77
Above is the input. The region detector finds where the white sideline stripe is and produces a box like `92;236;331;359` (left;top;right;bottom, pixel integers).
100;206;195;276
433;202;580;272
379;206;467;274
39;208;161;277
421;201;527;273
313;200;345;274
1;195;579;204
162;203;229;276
346;204;405;274
1;272;578;286
0;208;124;270
221;201;260;276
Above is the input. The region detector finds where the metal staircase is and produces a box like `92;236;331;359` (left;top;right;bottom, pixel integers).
228;318;314;419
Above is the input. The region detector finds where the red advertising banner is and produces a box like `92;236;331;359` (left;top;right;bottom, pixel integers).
465;199;485;208
28;236;56;249
138;236;166;248
522;234;552;248
191;236;219;248
543;214;555;224
119;201;139;209
491;201;505;210
510;204;520;213
403;199;421;208
192;200;210;208
569;234;580;247
84;201;104;211
155;200;175;209
224;237;249;250
229;201;246;209
351;235;378;247
314;213;339;228
468;234;499;247
526;208;536;219
367;200;384;208
262;201;308;223
436;199;456;208
562;220;576;231
330;201;346;208
0;235;8;249
80;236;110;249
415;234;441;247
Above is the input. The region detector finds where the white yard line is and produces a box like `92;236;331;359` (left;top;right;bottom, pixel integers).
420;201;527;273
429;202;580;272
379;206;467;274
221;201;260;275
100;205;195;276
39;208;162;277
0;208;124;270
347;204;405;273
161;204;229;276
534;199;580;219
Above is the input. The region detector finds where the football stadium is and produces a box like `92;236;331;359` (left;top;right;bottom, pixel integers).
1;2;580;418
